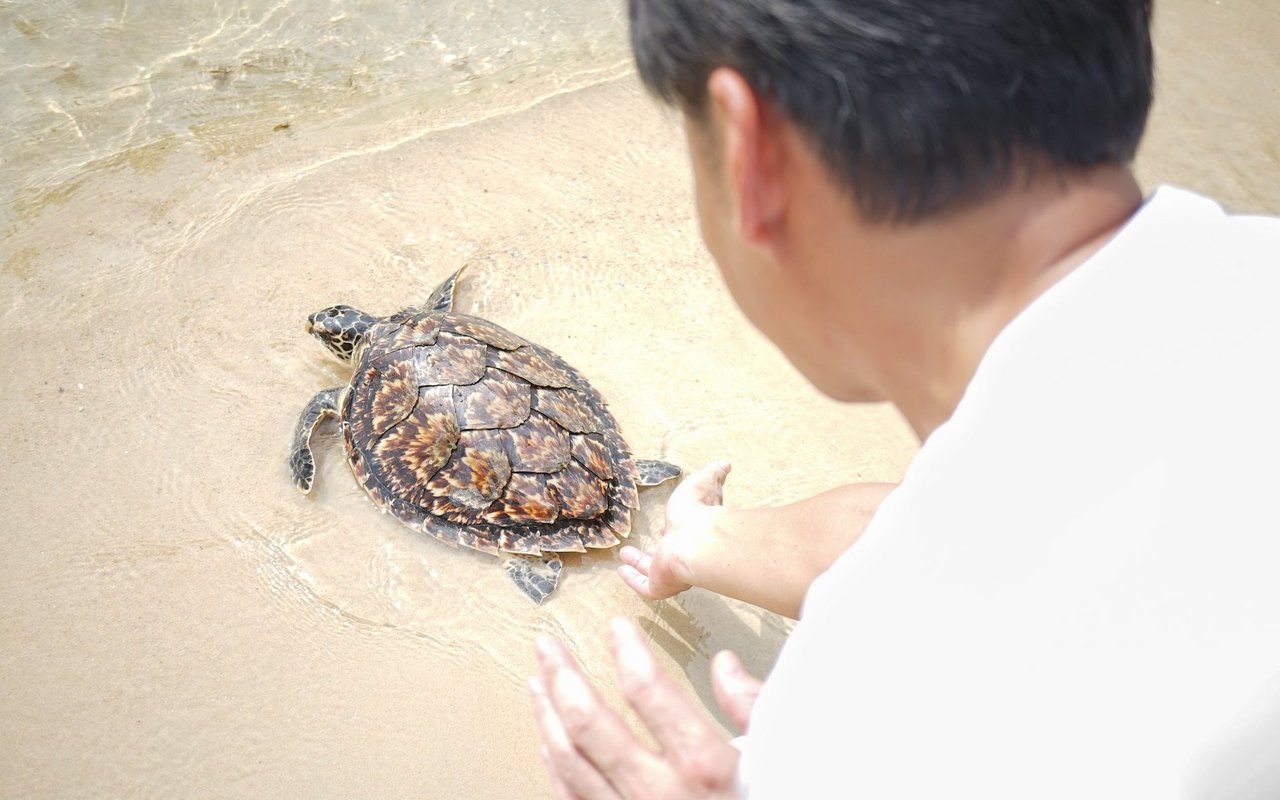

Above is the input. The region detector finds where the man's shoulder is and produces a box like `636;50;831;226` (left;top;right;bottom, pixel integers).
963;185;1279;418
1122;185;1280;276
828;181;1280;578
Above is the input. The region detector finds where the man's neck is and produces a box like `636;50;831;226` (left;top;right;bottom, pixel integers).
841;167;1144;439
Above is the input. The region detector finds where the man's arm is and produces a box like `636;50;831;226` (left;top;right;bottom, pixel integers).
619;462;896;618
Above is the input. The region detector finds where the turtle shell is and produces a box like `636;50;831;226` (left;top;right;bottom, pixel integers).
341;311;640;556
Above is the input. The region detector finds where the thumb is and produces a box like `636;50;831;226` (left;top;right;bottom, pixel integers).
711;650;762;734
671;460;732;510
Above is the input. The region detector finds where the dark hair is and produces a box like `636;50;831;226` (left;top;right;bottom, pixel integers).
629;0;1154;222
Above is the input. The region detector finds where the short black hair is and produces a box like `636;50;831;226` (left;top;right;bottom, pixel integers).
629;0;1154;222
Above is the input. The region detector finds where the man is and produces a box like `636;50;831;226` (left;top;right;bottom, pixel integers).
529;1;1280;796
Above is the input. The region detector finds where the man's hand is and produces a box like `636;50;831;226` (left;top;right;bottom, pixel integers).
529;617;762;799
618;461;733;600
619;464;896;618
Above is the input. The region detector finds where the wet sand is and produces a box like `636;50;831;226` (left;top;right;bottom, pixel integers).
2;1;1278;797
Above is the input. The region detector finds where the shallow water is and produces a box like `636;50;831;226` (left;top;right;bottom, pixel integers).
2;1;1278;797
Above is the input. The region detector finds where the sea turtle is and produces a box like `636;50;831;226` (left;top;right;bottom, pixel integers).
288;267;681;604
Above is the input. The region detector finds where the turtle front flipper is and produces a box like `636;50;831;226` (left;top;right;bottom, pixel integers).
425;266;467;314
503;554;563;605
289;387;343;493
635;459;682;487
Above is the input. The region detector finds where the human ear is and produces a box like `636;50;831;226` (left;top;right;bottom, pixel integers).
706;68;789;246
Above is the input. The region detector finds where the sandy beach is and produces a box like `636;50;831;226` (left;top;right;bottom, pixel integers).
1;1;1277;797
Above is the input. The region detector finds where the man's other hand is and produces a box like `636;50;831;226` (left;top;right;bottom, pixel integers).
529;617;761;799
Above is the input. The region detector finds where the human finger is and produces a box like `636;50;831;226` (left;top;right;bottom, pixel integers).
669;461;732;510
617;564;656;599
538;744;581;800
617;548;660;599
618;563;689;601
711;650;763;734
529;675;620;800
536;636;668;795
618;546;691;601
609;618;736;779
618;545;653;573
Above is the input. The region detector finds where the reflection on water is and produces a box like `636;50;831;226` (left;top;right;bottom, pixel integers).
0;0;625;219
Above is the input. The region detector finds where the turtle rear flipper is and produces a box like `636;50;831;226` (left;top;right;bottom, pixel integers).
503;555;563;605
635;459;681;487
289;387;342;493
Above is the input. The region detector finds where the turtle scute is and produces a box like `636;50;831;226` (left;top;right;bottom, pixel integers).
485;472;559;525
533;387;601;434
488;347;574;388
367;361;418;438
503;413;571;473
344;310;643;556
362;316;442;359
453;368;532;429
549;462;610;520
427;435;512;511
411;332;487;386
570;433;616;480
372;398;459;500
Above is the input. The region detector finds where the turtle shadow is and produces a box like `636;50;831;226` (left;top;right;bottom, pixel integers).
637;592;791;732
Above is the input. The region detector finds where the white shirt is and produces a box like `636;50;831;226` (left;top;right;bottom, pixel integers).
739;187;1280;798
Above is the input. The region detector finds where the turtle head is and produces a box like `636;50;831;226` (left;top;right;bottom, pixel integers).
306;305;378;362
